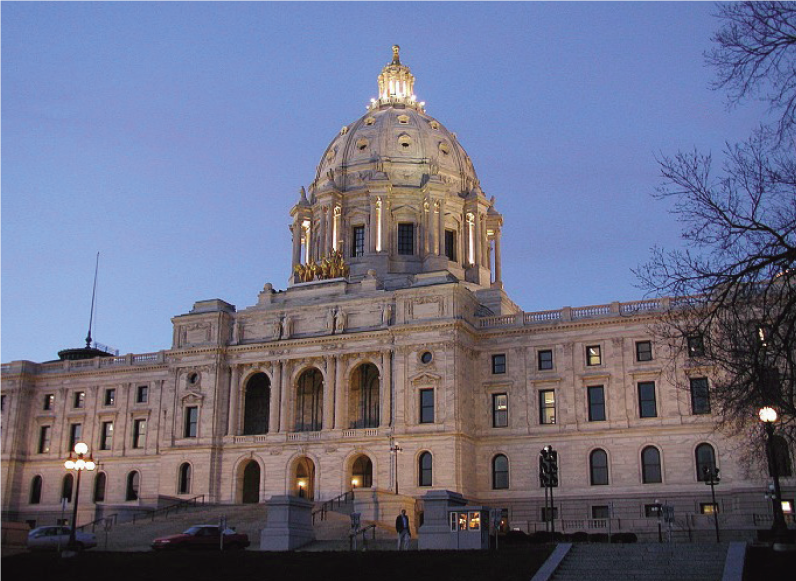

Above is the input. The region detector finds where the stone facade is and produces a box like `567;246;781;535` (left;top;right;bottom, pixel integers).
1;47;792;539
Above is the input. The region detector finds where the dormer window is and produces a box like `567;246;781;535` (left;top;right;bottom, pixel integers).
430;120;440;130
356;138;368;151
398;134;412;149
439;142;450;155
340;126;349;135
397;114;410;125
364;117;376;126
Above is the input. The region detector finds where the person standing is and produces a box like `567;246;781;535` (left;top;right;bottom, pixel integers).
395;509;411;550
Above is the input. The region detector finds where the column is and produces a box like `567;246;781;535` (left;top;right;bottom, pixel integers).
334;355;346;430
279;361;291;433
438;201;445;256
291;221;302;268
473;211;482;268
269;362;281;433
481;215;489;268
381;199;390;254
324;356;336;430
318;207;327;258
423;201;430;256
494;228;502;284
227;365;240;436
369;199;378;253
380;350;392;428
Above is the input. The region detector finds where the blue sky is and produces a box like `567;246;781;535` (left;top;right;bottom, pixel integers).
1;2;767;363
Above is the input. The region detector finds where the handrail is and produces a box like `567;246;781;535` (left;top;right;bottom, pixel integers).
349;523;377;551
132;494;206;524
312;491;354;524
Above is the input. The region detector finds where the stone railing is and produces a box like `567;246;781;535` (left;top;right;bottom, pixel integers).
1;351;167;375
480;298;669;329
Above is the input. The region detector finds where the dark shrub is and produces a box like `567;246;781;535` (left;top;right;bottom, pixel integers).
588;533;609;543
610;532;638;544
571;532;588;543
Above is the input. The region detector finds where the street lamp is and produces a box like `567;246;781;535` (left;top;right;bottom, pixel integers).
390;437;402;495
63;442;96;553
702;465;721;542
758;406;788;539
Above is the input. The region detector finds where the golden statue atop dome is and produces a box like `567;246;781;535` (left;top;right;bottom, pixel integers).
391;44;401;65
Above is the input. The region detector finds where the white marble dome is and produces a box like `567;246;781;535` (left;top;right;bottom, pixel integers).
311;46;480;195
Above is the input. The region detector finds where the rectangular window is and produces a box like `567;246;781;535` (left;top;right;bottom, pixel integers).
184;407;199;438
132;419;147;449
492;354;506;374
645;504;662;518
419;389;434;424
100;421;114;450
591;505;610;520
539;390;556;425
492;394;508;428
73;391;85;409
136;385;148;404
352;226;365;257
638;382;657;418
636;341;653;362
538;349;553;371
69;423;82;449
104;389;116;406
43;394;55;411
444;229;456;261
700;502;719;515
687;335;705;358
0;395;5;412
38;426;51;454
586;345;602;366
397;223;415;255
587;385;606;422
690;377;711;415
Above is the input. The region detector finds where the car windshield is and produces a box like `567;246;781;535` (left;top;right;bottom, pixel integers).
183;526;215;536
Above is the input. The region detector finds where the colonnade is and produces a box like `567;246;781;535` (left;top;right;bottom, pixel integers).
227;350;393;436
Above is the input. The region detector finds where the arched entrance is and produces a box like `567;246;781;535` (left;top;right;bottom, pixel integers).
242;461;261;504
293;457;316;499
351;455;373;489
243;372;271;435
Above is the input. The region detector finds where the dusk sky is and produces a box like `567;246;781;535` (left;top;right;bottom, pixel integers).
1;2;769;364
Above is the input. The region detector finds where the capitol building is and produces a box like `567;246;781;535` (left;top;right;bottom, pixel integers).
1;47;791;539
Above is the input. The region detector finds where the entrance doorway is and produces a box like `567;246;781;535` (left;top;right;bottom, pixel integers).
242;461;260;504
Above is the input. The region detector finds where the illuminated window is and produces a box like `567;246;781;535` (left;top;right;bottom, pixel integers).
104;389;116;406
700;503;719;514
586;345;602;366
38;426;51;454
539;390;556;425
73;391;85;409
492;394;508;428
43;394;55;411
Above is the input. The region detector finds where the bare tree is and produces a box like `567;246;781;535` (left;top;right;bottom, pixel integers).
638;3;796;445
709;1;796;144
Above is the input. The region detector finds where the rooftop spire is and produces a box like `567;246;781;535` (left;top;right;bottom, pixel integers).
369;45;425;112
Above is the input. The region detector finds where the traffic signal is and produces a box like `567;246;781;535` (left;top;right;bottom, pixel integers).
549;450;559;487
539;446;558;487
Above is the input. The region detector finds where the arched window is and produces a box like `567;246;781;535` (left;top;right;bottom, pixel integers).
295;368;323;432
61;474;74;502
419;452;433;487
352;455;373;489
695;443;717;482
590;449;609;485
126;471;140;501
492;454;509;490
641;446;662;483
30;475;43;504
349;364;380;429
179;463;192;494
771;435;793;477
243;373;270;435
93;472;107;502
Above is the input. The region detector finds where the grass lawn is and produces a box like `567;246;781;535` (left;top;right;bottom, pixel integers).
2;546;555;581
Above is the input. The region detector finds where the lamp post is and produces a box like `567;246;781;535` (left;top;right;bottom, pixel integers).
702;465;721;542
758;406;788;539
63;442;96;553
390;437;401;495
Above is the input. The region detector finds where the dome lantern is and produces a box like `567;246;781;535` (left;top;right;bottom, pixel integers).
371;45;425;112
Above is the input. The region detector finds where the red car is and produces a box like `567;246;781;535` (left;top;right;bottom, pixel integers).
151;525;250;551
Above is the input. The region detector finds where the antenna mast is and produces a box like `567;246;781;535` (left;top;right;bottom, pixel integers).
85;252;100;349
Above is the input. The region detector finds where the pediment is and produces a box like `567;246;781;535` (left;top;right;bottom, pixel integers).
409;372;442;385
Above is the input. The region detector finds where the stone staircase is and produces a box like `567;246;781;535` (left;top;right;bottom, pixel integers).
95;503;268;551
299;510;415;551
548;543;730;581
